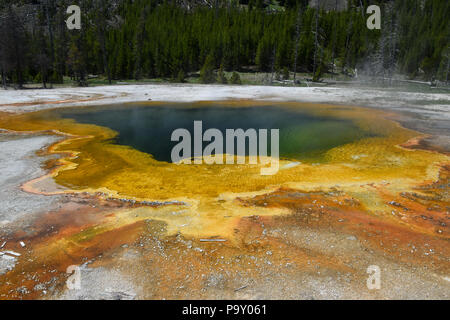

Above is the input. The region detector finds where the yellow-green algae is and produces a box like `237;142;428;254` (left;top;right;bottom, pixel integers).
0;101;448;238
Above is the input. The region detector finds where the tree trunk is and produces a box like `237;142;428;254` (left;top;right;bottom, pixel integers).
1;66;6;89
44;0;55;88
101;35;111;85
14;42;23;89
270;47;276;84
446;53;449;85
331;0;338;76
293;7;301;84
313;1;320;78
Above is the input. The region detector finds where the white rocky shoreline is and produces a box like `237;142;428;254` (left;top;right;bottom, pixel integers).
0;83;448;117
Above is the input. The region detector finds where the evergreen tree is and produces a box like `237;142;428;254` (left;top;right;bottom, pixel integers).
217;65;228;84
200;54;216;83
176;69;186;83
0;0;448;87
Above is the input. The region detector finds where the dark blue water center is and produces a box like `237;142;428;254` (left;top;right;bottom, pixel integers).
57;103;376;162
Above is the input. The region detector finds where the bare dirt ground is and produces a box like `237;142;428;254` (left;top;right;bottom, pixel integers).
0;84;448;300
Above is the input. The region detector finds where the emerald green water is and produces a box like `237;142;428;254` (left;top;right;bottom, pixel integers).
56;103;377;162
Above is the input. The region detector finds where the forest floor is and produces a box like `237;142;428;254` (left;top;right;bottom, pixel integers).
0;84;449;299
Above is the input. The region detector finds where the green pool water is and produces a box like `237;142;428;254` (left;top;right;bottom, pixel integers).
56;103;377;162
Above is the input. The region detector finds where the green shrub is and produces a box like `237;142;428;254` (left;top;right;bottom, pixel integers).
176;70;186;83
230;72;241;84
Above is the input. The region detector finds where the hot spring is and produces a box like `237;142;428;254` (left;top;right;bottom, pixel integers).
55;103;378;162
